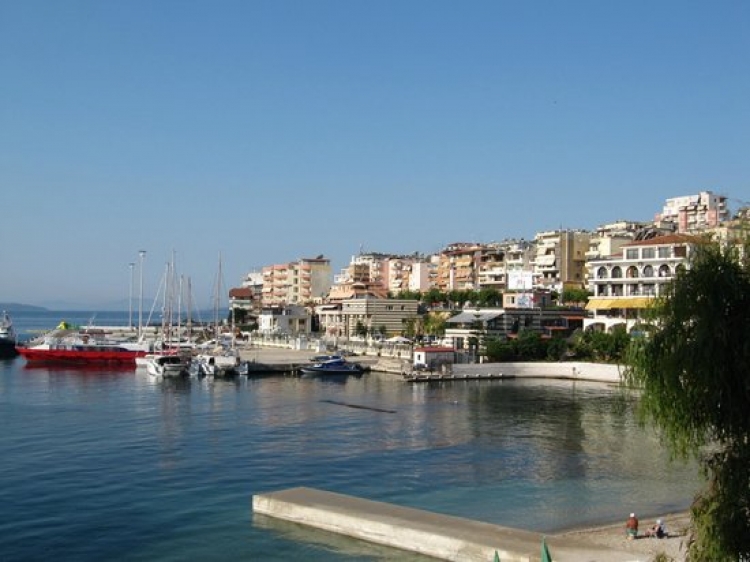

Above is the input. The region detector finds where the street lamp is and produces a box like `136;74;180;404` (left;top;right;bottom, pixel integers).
138;250;146;339
128;262;135;328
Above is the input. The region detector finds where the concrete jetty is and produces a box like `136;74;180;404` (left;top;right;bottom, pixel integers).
252;487;642;562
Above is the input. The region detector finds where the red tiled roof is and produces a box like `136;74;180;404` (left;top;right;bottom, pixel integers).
229;287;253;298
622;234;702;247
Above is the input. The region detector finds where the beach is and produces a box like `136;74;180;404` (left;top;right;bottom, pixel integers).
559;511;692;561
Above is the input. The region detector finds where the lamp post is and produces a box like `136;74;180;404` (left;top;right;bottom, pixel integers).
128;262;135;329
138;250;146;339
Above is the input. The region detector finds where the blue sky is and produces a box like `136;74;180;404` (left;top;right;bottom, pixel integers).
2;1;748;309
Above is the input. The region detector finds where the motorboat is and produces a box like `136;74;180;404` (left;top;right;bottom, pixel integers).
191;347;241;377
17;328;149;365
144;353;190;377
299;357;364;377
0;311;18;358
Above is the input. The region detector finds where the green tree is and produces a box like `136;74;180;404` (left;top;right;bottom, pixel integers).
423;313;446;336
625;242;750;561
515;331;546;360
354;320;368;338
561;287;590;306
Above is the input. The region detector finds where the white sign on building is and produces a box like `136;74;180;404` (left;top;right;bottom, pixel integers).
507;271;534;291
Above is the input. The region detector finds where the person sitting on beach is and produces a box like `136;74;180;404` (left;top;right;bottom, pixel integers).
645;519;666;538
625;513;639;539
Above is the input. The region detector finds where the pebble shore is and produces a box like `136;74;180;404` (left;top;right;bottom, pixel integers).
558;511;692;561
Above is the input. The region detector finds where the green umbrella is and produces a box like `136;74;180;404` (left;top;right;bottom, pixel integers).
493;551;500;562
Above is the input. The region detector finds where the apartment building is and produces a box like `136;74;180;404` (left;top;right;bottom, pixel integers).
261;256;332;307
474;240;535;292
329;252;433;300
655;191;730;233
532;230;591;292
435;243;481;291
585;234;699;332
584;221;653;285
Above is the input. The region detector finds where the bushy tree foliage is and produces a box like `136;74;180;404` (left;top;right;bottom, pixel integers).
625;242;750;561
569;326;630;362
561;287;590;305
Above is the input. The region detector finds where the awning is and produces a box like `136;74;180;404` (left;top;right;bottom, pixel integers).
614;297;654;309
585;299;615;310
585;297;654;310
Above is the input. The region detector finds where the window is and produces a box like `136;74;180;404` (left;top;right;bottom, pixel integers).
643;265;654;277
642;248;655;259
612;266;623;279
597;267;608;279
658;264;671;277
626;249;638;260
674;246;687;258
626;266;639;278
658;247;670;258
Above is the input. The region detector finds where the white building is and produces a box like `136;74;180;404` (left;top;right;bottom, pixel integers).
585;234;699;332
257;305;311;335
655;191;729;233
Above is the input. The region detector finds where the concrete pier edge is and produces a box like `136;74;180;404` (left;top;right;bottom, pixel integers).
252;487;645;562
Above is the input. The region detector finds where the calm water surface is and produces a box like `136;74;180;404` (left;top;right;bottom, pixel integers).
0;311;701;561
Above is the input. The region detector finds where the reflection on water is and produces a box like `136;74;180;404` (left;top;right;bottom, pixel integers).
0;357;701;561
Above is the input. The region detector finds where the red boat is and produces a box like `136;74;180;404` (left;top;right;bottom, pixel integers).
17;329;150;365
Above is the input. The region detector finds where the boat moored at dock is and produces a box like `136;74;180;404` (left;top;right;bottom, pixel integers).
0;311;19;359
299;357;365;377
17;327;150;365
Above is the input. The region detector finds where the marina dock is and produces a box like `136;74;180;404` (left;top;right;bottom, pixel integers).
252;487;641;562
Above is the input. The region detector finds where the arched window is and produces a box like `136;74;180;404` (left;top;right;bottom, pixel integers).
626;266;639;278
643;265;654;277
658;264;672;278
597;267;608;279
611;266;623;279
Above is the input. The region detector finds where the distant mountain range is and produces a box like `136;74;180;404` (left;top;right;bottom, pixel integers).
0;303;49;312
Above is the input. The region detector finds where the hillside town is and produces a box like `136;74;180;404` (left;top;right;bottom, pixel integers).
228;190;748;361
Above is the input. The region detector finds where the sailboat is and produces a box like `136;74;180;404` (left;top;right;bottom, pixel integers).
142;254;190;377
192;253;241;377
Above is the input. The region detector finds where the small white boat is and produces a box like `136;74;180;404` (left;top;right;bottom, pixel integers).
192;347;241;377
144;353;189;377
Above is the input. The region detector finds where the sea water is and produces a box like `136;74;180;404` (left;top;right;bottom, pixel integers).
0;311;701;561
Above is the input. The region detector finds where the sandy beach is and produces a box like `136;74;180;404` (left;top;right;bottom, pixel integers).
558;511;692;561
